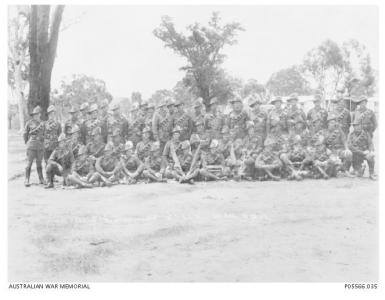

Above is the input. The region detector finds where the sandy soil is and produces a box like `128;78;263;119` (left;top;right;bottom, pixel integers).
8;131;379;282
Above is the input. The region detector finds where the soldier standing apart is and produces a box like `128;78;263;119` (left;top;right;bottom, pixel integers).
45;133;75;188
227;95;250;141
43;105;62;164
23;106;45;186
204;97;224;140
152;100;173;152
352;96;377;138
307;94;328;132
347;120;376;180
64;106;80;137
172;99;194;142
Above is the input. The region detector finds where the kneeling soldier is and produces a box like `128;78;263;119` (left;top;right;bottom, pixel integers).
45;133;75;188
348;120;376;180
120;141;145;184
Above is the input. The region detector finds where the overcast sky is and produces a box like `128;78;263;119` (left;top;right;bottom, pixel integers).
51;5;378;99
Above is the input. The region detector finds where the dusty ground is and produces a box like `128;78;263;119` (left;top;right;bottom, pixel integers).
8;130;378;282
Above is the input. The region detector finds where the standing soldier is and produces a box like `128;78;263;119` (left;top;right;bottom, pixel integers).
144;103;156;131
23;106;45;186
135;126;152;162
43;105;62;164
266;96;288;141
329;97;351;136
348;120;376;180
204;97;224;140
172;99;194;141
191;98;205;131
352;96;377;138
227;95;250;141
166;98;176;120
307;94;328;131
45;133;75;188
108;103;129;143
128;103;143;147
82;103;100;145
152;99;173;152
64;106;81;137
99;99;110;143
286;93;307;134
248;94;267;149
79;102;89;124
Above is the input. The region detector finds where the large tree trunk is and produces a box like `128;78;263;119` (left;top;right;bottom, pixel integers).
28;5;64;120
14;62;26;131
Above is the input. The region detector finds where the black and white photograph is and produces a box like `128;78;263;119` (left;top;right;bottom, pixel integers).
5;2;381;289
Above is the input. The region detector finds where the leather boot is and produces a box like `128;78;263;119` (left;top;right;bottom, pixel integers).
45;172;54;189
24;167;31;187
37;166;45;184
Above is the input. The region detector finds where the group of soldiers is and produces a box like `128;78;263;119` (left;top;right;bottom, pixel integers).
22;89;377;189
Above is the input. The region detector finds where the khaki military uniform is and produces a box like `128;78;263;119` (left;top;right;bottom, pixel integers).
172;112;193;141
227;110;250;140
353;108;377;138
348;130;375;175
204;111;224;139
307;107;328;131
152;112;173;152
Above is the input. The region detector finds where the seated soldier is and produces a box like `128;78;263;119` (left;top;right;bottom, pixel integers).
238;121;264;180
45;133;75;188
162;126;183;179
218;126;232;160
200;139;229;181
67;145;111;188
195;119;211;151
288;118;311;148
348;120;376;180
120;141;145;184
306;135;341;179
86;127;106;158
95;142;122;183
225;138;245;180
325;115;353;176
135;126;152;162
69;124;83;159
111;128;125;158
142;141;167;183
254;138;282;181
283;135;310;181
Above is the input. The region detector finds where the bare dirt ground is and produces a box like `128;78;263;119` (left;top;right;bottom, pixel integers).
8;130;378;282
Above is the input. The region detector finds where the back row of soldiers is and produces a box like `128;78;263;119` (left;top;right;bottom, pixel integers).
23;91;377;188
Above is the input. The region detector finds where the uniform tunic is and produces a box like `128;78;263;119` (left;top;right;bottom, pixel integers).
172;112;193;141
227;110;250;140
204;111;224;139
353;108;377;137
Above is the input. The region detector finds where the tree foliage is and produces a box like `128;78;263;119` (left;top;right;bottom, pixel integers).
301;39;376;98
266;65;312;96
153;12;244;108
50;74;112;122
